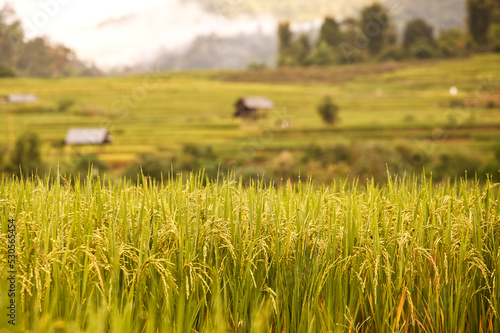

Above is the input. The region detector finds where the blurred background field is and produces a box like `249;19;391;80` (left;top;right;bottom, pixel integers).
1;53;499;183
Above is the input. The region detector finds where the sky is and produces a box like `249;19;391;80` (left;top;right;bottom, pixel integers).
0;0;277;69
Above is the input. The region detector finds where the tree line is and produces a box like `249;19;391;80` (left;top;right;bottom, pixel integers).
278;0;500;67
0;5;100;78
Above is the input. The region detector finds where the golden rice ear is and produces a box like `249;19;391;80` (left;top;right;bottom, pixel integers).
5;172;498;332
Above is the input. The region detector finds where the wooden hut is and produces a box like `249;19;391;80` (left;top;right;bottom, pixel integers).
234;97;274;118
3;94;38;103
64;128;112;146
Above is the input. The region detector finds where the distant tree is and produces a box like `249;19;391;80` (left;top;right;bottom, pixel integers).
317;96;339;125
340;17;358;41
338;17;365;64
319;17;344;48
294;34;312;66
378;46;405;61
438;28;469;57
278;22;294;66
0;4;99;77
0;62;15;77
124;153;170;183
308;41;336;66
360;3;392;56
409;38;437;59
7;132;44;177
17;37;53;77
467;0;495;47
71;153;107;182
403;18;435;50
0;5;24;67
385;25;398;46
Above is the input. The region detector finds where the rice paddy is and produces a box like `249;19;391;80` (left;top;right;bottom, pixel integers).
1;172;499;332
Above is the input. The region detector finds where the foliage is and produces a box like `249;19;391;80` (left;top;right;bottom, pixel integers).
278;22;294;67
303;143;351;165
271;150;300;180
124;145;222;184
4;132;44;177
57;99;75;113
124;153;172;183
493;142;500;161
467;0;495;48
0;145;6;171
247;62;268;71
403;18;435;50
431;153;481;180
318;17;344;48
359;3;392;56
72;153;107;179
0;5;99;77
177;144;219;176
293;34;312;66
1;173;499;332
490;23;500;51
0;62;15;77
378;46;406;61
317;96;339;124
438;28;470;58
409;38;438;59
307;41;337;65
276;1;476;67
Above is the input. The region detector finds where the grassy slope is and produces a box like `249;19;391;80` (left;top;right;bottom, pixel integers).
0;54;499;169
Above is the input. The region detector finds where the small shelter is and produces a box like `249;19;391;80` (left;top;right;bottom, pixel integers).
64;128;112;146
234;96;274;118
3;94;38;103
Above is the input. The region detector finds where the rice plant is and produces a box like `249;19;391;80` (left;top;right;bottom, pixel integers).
0;171;499;332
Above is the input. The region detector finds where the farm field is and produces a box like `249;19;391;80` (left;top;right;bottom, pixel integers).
1;54;499;182
0;173;499;332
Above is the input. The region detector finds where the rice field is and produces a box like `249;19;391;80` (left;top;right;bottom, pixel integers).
1;54;500;169
1;172;499;332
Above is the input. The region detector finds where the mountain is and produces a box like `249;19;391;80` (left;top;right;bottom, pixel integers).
140;32;276;72
127;0;466;73
187;0;466;30
186;0;383;20
396;0;465;32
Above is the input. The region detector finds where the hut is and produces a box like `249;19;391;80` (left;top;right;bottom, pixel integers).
234;96;274;118
3;94;38;103
64;128;112;146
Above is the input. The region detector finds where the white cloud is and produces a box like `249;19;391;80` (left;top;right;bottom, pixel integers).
0;0;276;69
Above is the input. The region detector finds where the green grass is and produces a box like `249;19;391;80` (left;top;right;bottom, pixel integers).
0;54;499;169
0;172;499;332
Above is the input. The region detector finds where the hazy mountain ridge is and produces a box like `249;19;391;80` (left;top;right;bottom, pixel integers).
187;0;466;30
396;0;466;32
186;0;382;20
123;32;276;73
132;0;466;73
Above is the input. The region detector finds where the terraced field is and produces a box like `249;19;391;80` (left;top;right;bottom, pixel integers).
1;54;499;177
